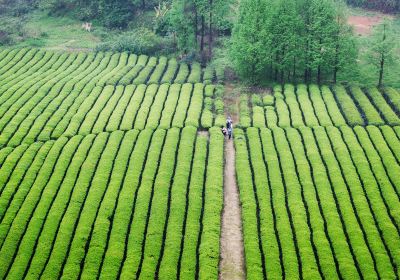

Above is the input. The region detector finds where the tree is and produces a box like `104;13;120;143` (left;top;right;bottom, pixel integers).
230;0;358;84
268;0;301;82
229;0;269;82
167;0;231;59
368;20;398;87
331;4;357;83
168;0;197;53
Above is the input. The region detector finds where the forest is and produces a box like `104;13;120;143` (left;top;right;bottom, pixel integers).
0;0;399;87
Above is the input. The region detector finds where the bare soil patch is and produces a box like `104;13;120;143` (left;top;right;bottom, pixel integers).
348;14;393;35
223;83;240;124
219;83;245;280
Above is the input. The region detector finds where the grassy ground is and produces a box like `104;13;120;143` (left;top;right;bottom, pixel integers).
1;10;156;51
347;7;400;88
3;11;104;51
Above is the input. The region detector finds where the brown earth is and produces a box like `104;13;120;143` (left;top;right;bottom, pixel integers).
219;139;246;280
348;14;392;35
219;83;245;280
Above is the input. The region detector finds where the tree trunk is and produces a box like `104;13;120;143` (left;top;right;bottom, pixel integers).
378;24;386;87
142;0;145;9
194;5;198;47
379;54;384;87
208;0;213;58
333;38;339;83
293;56;296;81
200;16;205;52
317;65;321;84
333;67;338;84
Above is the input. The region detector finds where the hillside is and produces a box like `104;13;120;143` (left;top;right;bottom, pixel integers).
0;48;399;279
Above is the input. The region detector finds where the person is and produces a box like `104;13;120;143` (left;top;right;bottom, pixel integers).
226;117;233;140
227;127;232;140
226;116;232;130
221;127;227;138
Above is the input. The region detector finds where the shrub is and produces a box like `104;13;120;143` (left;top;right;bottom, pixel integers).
172;83;193;128
159;84;181;129
158;127;197;279
185;83;204;127
199;127;224;280
275;98;290;127
174;63;190;83
201;109;213;128
283;84;304;127
365;87;399;125
96;28;174;55
265;106;277;128
160;58;178;84
214;98;224;115
332;85;364;126
214;85;224;98
97;129;154;280
239;95;251;128
251;94;263;106
204;97;213;111
252;106;265;128
308;84;333;126
214;114;226;127
148;56;168;85
204;85;215;97
92;86;124;134
123;128;180;280
320;85;347;126
203;64;215;84
118;129;167;279
234;128;266;279
134;84;159;130
179;135;208;279
187;62;202;83
106;86;136;132
383;87;400;113
349;86;384;125
146;84;170;129
133;57;157;85
296;84;319;127
263;95;274;106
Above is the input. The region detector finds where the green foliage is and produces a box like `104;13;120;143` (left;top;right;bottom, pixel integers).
239;94;251;128
251;94;263;106
263;95;274;106
199;126;224;280
366;20;399;87
230;0;359;84
332;84;364;126
96;28;174;55
229;0;269;82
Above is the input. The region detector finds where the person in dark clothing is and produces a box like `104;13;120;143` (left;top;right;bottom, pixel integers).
226;117;233;139
226;116;232;130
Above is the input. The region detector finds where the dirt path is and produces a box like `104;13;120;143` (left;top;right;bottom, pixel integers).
219;84;246;280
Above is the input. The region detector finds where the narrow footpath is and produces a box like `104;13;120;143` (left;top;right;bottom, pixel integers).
219;83;246;280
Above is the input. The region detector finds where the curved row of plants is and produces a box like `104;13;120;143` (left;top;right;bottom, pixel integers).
238;85;400;129
235;126;400;279
0;127;224;280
